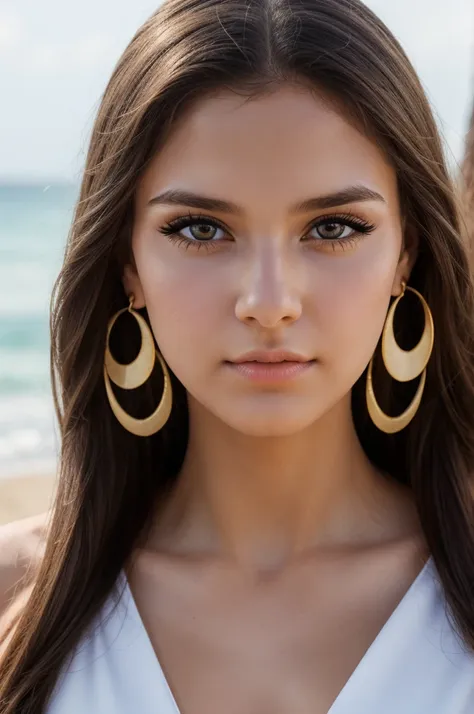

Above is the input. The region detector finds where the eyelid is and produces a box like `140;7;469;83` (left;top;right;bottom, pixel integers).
162;210;373;231
161;212;230;236
158;210;376;246
306;210;375;227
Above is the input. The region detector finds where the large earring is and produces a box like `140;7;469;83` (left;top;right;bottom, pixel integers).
103;294;172;436
366;280;434;434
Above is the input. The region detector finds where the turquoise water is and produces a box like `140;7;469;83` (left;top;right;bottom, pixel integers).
0;183;78;476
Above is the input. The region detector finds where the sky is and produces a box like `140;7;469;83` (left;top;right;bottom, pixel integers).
0;0;473;183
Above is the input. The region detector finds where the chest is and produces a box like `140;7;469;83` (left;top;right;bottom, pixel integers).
127;558;423;714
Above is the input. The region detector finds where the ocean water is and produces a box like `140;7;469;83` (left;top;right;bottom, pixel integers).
0;183;79;477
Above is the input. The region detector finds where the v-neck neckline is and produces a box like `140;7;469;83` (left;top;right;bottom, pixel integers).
120;555;434;714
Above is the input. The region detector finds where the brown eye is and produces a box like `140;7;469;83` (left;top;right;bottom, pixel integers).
188;223;218;241
303;213;376;244
159;214;231;251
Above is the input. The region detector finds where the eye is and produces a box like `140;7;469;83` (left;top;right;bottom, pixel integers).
158;211;376;252
182;222;225;241
159;214;228;244
305;213;376;244
314;222;353;240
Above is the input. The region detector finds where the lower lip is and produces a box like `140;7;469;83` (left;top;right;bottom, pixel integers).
226;360;316;382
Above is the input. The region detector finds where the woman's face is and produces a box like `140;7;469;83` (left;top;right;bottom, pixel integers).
125;84;415;436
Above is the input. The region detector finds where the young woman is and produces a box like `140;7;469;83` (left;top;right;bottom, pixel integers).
1;0;474;712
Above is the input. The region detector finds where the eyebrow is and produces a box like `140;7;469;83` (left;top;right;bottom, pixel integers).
147;184;386;215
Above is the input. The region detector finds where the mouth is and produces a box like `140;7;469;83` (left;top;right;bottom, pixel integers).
225;351;317;383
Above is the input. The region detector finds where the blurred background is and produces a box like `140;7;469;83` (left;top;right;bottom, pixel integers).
0;0;473;523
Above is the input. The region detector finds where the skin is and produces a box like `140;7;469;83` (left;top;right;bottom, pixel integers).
122;83;429;713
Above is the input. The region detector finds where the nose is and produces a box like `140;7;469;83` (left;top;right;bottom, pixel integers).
234;248;302;328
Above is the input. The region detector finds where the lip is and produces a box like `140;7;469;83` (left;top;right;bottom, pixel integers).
225;351;316;383
230;350;312;364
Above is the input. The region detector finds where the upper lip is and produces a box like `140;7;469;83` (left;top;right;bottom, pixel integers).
229;350;312;364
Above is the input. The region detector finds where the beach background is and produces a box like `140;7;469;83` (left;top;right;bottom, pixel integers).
0;183;79;522
0;0;473;525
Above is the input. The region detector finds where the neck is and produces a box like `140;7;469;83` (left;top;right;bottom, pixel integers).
149;395;413;571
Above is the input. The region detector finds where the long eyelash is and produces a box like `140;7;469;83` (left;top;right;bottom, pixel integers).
159;212;226;250
158;210;377;250
305;211;376;252
307;211;376;236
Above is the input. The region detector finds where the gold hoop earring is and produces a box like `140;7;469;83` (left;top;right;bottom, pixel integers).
103;294;173;437
382;281;434;381
104;296;155;389
366;281;434;434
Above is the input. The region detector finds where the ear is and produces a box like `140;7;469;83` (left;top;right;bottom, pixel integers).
391;224;419;297
122;263;146;309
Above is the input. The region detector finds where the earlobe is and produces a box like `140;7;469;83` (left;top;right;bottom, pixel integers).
122;264;146;308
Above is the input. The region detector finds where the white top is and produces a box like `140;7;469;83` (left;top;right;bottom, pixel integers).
46;556;474;713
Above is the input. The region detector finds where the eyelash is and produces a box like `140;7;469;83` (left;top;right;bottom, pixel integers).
158;210;376;252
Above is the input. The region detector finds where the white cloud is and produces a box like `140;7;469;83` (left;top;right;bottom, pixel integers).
73;32;118;70
1;30;119;77
28;44;60;74
0;8;22;51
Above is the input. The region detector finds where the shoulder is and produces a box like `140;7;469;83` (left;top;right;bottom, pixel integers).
0;511;51;620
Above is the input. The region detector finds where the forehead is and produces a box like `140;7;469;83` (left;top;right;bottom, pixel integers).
137;84;398;212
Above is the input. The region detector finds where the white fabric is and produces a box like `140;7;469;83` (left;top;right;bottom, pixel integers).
46;556;474;713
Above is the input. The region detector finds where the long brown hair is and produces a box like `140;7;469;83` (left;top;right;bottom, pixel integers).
2;0;474;710
462;100;474;257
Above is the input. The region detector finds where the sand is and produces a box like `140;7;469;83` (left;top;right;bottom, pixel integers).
0;473;57;525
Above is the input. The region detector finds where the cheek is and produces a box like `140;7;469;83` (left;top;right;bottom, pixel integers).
135;249;225;365
315;238;399;372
